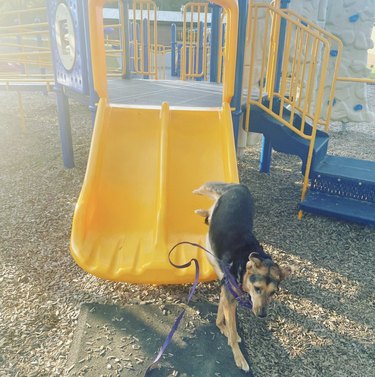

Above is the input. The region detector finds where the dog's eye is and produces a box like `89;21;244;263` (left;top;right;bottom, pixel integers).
254;287;262;294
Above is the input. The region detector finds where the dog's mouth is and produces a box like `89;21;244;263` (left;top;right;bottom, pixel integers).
253;307;268;318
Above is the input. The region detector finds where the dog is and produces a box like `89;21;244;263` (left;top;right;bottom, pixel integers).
193;182;292;372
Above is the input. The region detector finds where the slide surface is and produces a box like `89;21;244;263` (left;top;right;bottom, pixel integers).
70;100;238;284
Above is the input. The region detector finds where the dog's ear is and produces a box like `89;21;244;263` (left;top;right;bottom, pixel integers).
246;252;262;269
279;266;293;281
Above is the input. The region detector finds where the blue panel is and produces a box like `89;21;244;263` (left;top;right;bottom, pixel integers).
48;0;89;95
244;102;329;174
209;4;220;82
300;191;375;227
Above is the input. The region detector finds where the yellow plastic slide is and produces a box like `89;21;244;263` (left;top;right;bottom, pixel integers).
70;0;239;284
71;101;238;284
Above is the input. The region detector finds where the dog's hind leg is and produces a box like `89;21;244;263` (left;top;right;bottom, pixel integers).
192;181;238;200
194;209;209;218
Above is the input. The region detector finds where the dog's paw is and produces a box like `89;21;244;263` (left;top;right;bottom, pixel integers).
227;335;241;344
234;353;249;372
194;209;209;217
217;323;229;338
192;188;202;195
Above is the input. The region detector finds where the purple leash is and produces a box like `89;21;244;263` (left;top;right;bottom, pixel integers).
220;262;253;309
144;241;252;376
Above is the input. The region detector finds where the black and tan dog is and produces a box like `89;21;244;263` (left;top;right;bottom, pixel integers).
193;182;292;372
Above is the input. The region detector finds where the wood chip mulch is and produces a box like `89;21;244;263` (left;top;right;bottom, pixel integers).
1;87;375;377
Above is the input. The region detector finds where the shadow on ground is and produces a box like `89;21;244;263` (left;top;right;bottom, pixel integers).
67;302;252;377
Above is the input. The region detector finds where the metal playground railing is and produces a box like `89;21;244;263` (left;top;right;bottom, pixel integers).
180;2;210;81
0;6;53;85
131;0;158;79
244;1;343;202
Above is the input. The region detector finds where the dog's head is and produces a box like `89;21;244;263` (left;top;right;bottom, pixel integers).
242;252;292;318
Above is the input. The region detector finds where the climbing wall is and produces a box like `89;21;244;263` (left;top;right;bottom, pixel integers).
325;0;375;123
289;0;375;123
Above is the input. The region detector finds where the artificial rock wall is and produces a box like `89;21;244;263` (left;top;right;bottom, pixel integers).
289;0;375;123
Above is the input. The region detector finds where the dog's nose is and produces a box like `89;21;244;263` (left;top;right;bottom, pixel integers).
258;309;267;318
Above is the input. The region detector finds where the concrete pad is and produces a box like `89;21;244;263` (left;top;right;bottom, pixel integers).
67;302;252;376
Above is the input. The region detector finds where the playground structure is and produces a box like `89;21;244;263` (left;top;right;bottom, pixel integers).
0;4;54;129
1;1;375;285
70;0;238;284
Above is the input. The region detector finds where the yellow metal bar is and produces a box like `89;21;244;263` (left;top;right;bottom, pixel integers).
323;44;342;131
140;4;145;73
181;6;187;80
258;8;271;101
203;6;208;80
153;4;158;78
278;20;293;119
0;22;49;32
89;0;108;98
132;3;138;72
196;6;201;77
300;37;319;134
0;51;51;57
0;41;50;51
289;27;306;125
0;75;54;80
300;42;330;207
245;4;258;131
217;9;225;83
0;30;49;38
297;32;310;110
288;24;301;102
336;76;375;84
0;7;46;16
189;4;194;77
104;23;121;28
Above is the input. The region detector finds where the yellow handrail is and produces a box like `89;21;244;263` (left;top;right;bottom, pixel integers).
244;2;342;208
336;76;375;84
281;8;343;132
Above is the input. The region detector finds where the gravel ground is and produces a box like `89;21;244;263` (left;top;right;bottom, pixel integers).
0;86;375;377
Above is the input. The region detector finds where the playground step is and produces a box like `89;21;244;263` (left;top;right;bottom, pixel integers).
246;104;329;173
311;155;375;203
300;191;375;227
301;155;375;226
314;155;375;184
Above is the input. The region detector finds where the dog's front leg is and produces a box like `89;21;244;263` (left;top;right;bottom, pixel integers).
224;295;249;372
216;286;228;337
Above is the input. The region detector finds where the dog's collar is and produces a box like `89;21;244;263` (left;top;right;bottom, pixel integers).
220;262;253;309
